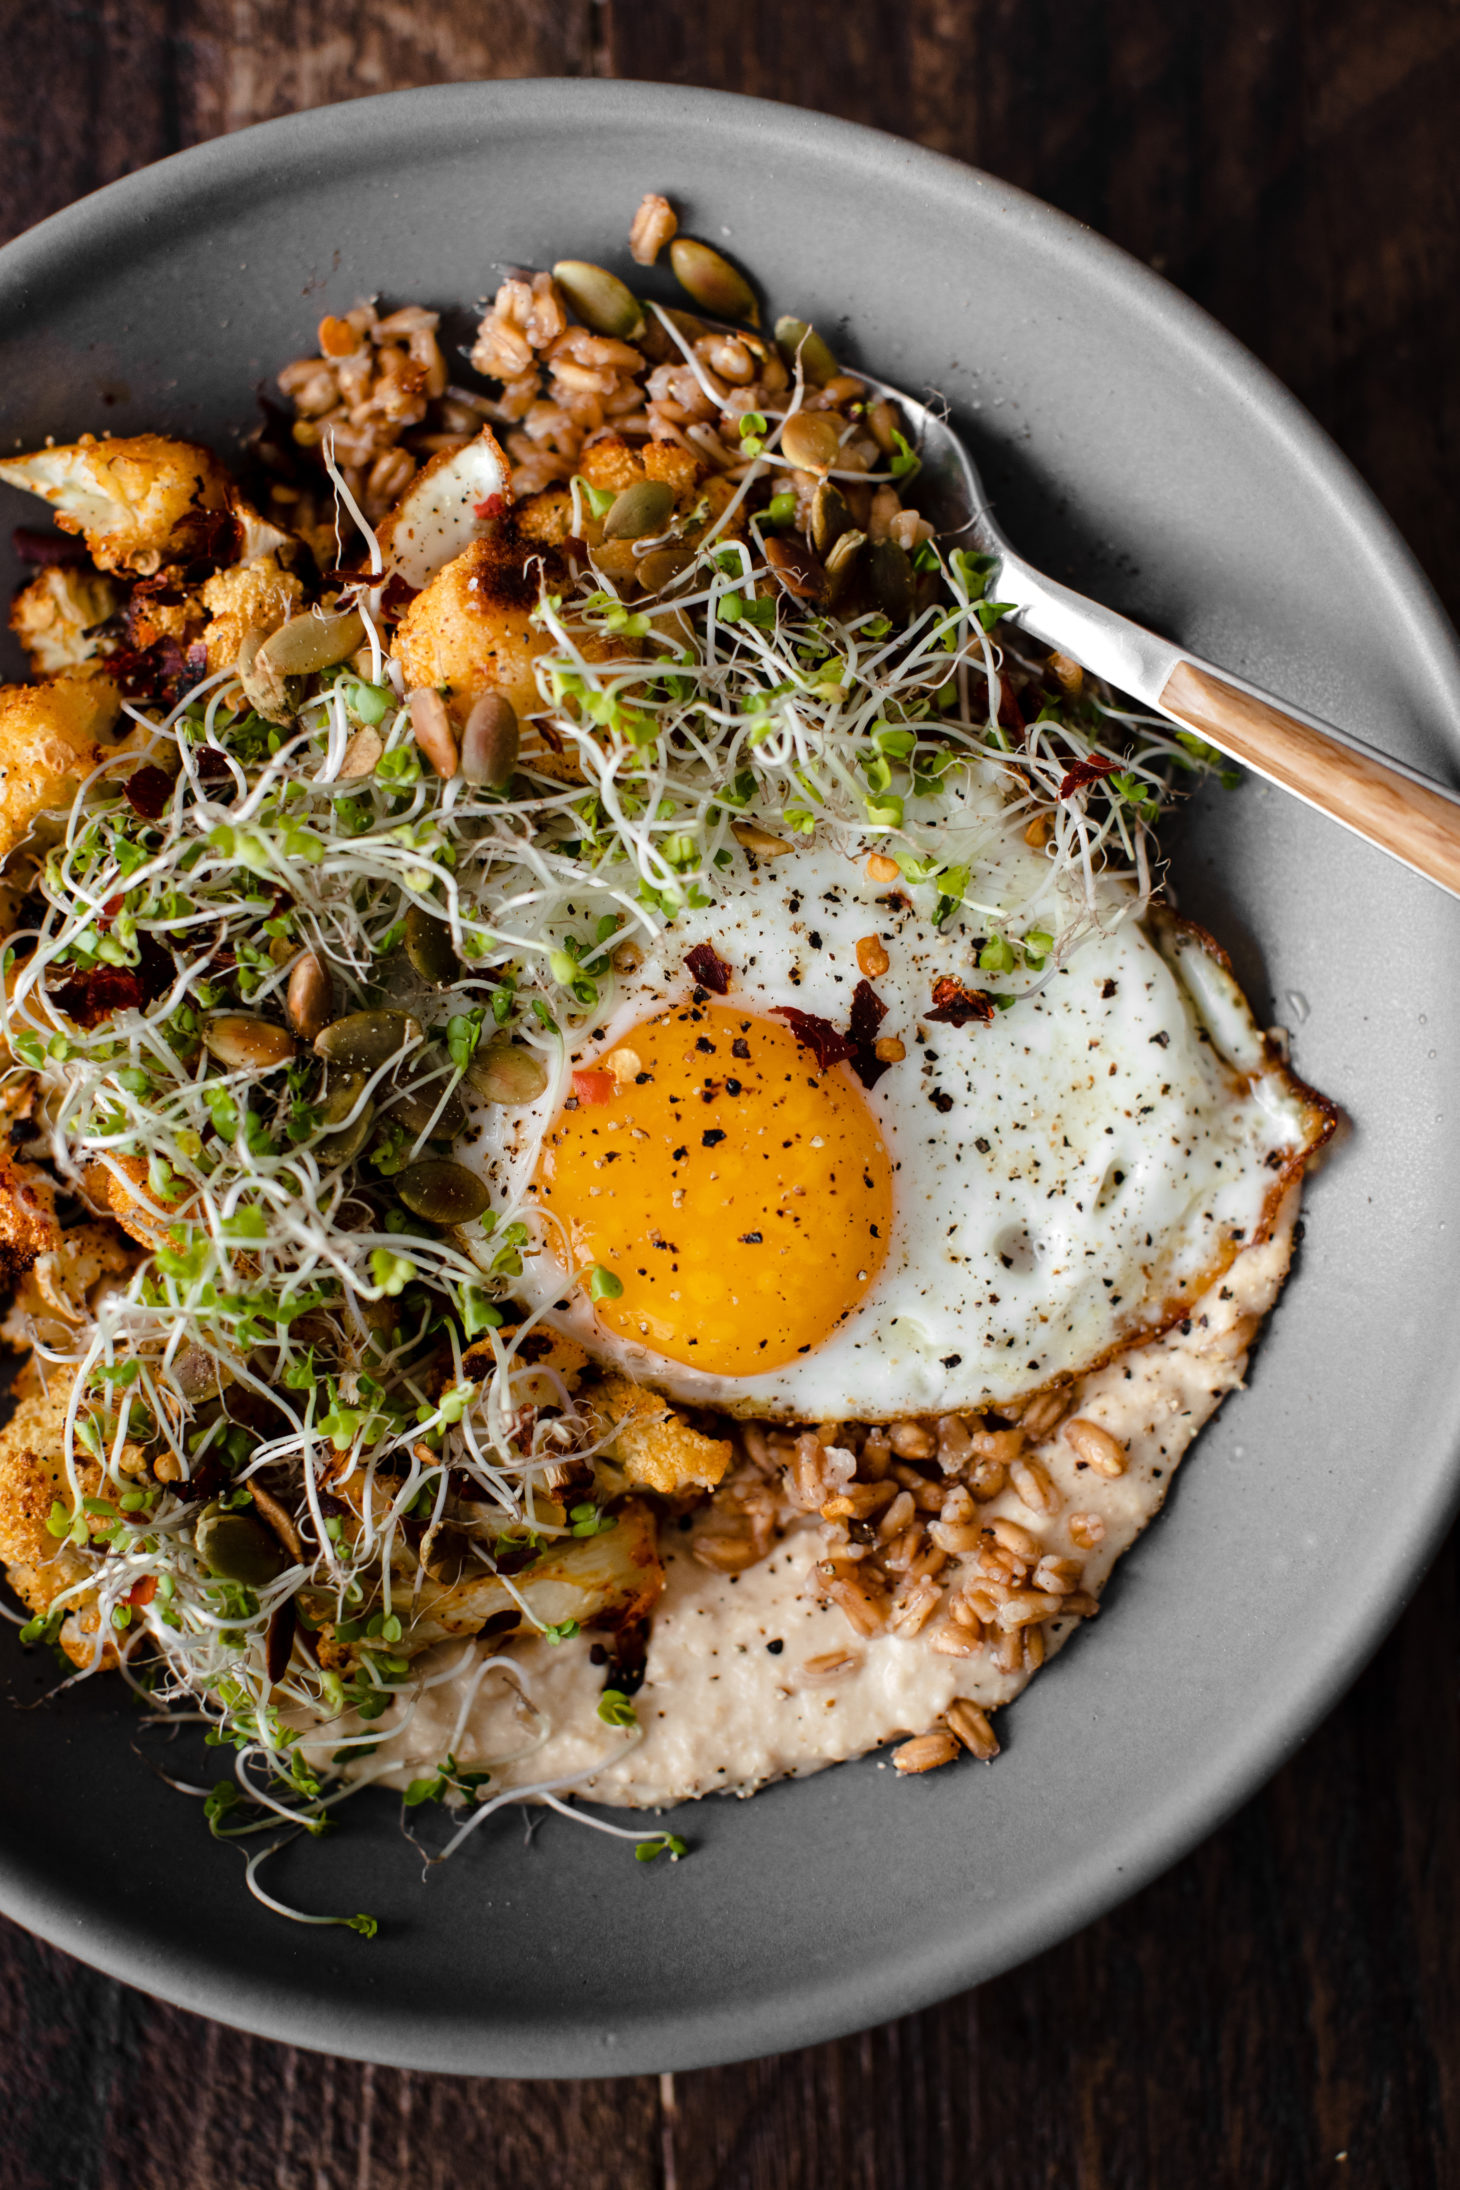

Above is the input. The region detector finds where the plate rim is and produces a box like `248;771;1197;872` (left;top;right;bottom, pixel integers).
2;74;1459;2077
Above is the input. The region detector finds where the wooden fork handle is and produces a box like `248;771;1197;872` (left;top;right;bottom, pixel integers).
1159;659;1460;898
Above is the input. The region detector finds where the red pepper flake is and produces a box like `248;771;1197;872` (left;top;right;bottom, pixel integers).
124;765;173;822
684;942;732;995
769;1007;852;1071
925;977;997;1027
474;494;507;522
126;1575;157;1608
1057;755;1118;800
846;979;894;1089
572;1069;616;1107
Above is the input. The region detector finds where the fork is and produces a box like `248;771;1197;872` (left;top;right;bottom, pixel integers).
843;374;1460;898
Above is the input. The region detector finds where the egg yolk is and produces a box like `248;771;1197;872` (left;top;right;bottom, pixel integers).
533;1003;893;1376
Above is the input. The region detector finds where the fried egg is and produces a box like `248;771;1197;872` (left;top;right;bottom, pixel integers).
467;815;1330;1422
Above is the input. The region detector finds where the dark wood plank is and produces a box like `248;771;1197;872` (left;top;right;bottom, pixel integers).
4;3;1460;2185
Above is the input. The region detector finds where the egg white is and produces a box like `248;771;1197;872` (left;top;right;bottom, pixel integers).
464;813;1326;1422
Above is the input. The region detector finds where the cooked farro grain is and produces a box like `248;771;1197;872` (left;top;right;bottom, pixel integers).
946;1700;1000;1761
892;1730;961;1774
1068;1511;1107;1550
1010;1456;1061;1516
1062;1417;1128;1477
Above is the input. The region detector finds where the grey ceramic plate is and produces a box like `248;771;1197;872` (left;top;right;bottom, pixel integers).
1;80;1458;2079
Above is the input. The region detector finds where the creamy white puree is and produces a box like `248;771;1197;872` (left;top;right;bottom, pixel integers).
352;1189;1298;1810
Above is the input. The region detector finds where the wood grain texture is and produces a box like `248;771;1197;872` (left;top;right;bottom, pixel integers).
3;3;1460;2186
1160;657;1460;895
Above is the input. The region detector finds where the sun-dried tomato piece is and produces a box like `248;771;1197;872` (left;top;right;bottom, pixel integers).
53;934;173;1029
124;765;173;822
770;1007;852;1071
1057;755;1118;800
126;1575;157;1608
572;1069;616;1107
925;977;997;1027
684;942;732;994
108;636;207;709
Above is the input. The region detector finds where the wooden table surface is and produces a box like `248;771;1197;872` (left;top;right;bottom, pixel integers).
2;4;1459;2184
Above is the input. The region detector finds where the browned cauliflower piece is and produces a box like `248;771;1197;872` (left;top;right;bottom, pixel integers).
589;1373;732;1496
82;1152;193;1252
199;552;306;673
10;565;121;679
394;533;550;726
0;1381;110;1668
1;1219;137;1353
0;434;232;575
0;675;121;867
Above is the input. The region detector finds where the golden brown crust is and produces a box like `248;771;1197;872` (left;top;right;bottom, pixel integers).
589;1373;733;1496
0;676;122;868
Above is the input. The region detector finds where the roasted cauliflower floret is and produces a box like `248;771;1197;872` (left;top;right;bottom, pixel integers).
0;433;232;575
10;565;120;679
0;676;121;867
579;437;702;501
1;1220;137;1353
200;552;306;673
82;1152;193;1252
394;533;550;726
0;1382;111;1668
589;1373;732;1496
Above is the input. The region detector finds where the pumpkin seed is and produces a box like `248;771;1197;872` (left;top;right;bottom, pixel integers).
397;1158;491;1226
195;1510;289;1588
825;527;866;576
385;1080;468;1140
169;1345;232;1401
636;545;694;592
339;724;385;778
467;1040;550;1105
774;316;839;386
203;1014;296;1072
460;692;519;788
669;238;760;325
265;1595;297;1684
236;628;295;725
405;901;458;987
603;479;676;541
314;1010;422;1072
869;537;915;621
552;260;645;341
316;1072;374;1167
408;687;459;778
257;606;366;678
286;951;333;1042
764;534;828;604
779;411;842;476
810;480;853;557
